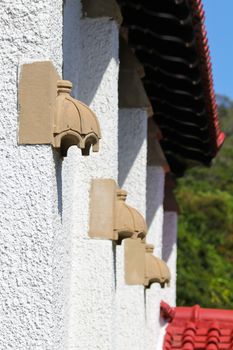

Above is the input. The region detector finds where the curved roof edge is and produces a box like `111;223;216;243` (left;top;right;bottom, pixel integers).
189;0;225;153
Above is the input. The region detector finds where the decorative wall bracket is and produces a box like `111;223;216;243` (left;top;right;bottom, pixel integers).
89;179;147;242
89;179;171;287
18;61;101;157
53;80;101;156
144;244;171;288
124;240;171;287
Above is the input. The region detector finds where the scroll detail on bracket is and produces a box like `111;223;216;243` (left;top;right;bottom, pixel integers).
18;61;101;157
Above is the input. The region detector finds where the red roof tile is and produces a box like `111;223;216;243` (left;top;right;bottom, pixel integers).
161;301;233;350
189;0;225;153
119;0;225;175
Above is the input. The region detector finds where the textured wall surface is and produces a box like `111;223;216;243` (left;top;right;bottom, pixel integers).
146;285;164;350
153;212;177;350
146;166;165;257
145;165;165;350
0;0;178;347
115;243;146;350
118;108;147;215
63;3;119;347
162;211;177;306
0;0;64;349
63;0;82;97
116;108;147;349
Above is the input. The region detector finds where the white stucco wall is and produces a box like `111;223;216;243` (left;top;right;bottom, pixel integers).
145;165;165;350
63;3;119;347
116;108;147;349
156;211;178;350
0;1;179;348
0;1;64;349
162;211;177;306
146;166;165;257
146;284;165;350
118;109;147;215
63;0;82;96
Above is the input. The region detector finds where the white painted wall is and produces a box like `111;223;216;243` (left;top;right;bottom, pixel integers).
63;2;119;347
118;109;147;215
0;0;179;348
162;211;177;306
145;165;166;350
146;166;165;257
156;211;178;350
145;167;177;350
0;0;64;349
117;108;147;349
146;284;165;350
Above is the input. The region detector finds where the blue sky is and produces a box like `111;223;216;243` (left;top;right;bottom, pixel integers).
203;0;233;99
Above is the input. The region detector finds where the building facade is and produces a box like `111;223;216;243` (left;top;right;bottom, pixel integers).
0;0;223;349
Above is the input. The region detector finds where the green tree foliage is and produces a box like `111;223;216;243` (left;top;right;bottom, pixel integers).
176;96;233;308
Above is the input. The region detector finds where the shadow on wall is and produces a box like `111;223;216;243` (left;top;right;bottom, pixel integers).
53;151;63;218
118;109;147;188
146;166;165;228
118;112;164;229
162;213;177;263
63;0;118;104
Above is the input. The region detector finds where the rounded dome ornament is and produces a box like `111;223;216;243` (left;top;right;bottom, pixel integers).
53;80;101;157
18;61;101;158
114;189;147;242
144;244;171;288
89;179;147;242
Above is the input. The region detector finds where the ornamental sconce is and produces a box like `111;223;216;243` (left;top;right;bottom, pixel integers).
89;179;147;242
53;80;101;156
144;244;171;288
18;61;101;157
125;240;171;287
89;179;171;287
115;189;147;242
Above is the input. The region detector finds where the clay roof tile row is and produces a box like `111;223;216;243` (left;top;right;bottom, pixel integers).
189;0;225;152
161;301;233;350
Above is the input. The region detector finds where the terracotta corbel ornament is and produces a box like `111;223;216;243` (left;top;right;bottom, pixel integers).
18;61;101;157
89;179;147;242
119;38;153;117
53;80;101;156
144;244;171;288
82;0;123;26
124;240;171;287
114;189;147;242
